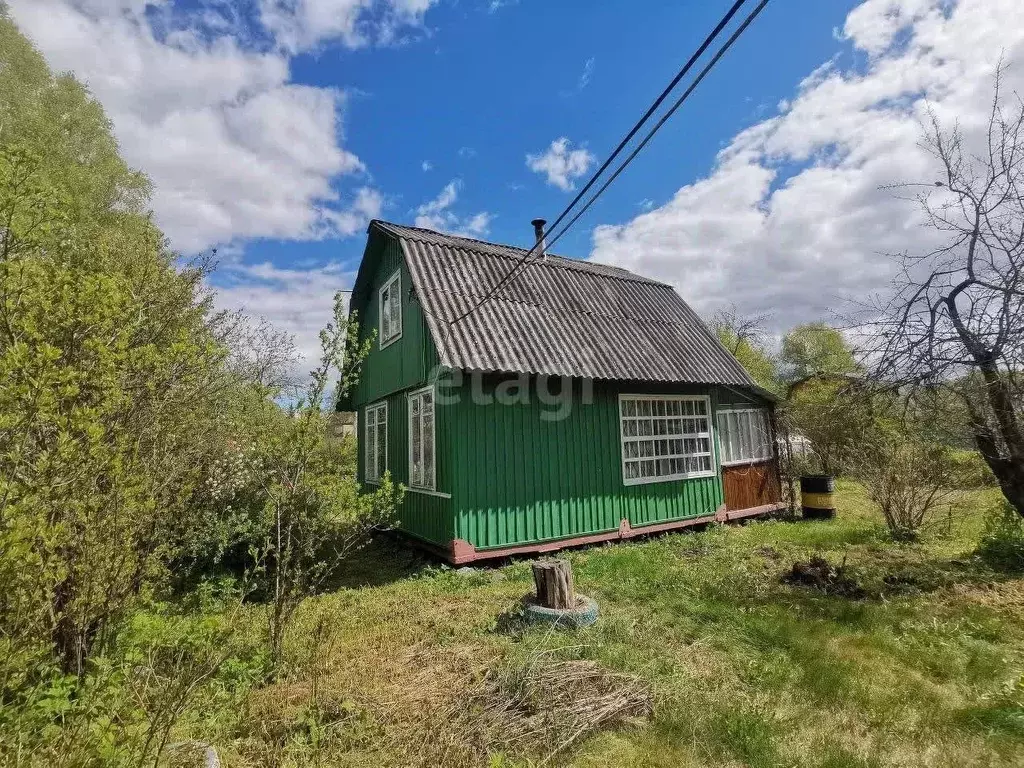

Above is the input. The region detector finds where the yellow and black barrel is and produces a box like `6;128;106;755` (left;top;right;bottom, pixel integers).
800;475;836;519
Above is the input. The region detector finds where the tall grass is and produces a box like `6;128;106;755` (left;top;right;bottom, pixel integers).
5;483;1023;766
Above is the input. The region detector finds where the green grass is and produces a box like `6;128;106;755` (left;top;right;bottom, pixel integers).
159;481;1024;767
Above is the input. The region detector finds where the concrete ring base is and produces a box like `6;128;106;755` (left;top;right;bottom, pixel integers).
523;594;599;628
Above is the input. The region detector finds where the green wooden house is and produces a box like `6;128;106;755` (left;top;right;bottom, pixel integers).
345;220;783;563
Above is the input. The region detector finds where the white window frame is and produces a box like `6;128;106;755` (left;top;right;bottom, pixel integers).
717;407;774;466
378;269;402;349
618;394;716;486
364;401;387;484
407;385;436;492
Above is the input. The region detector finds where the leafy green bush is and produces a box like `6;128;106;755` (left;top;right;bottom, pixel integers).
168;293;402;665
0;14;403;761
0;142;238;672
0;10;254;675
977;499;1024;572
0;605;255;767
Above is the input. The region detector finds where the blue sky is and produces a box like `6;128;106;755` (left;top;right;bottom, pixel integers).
246;0;860;262
8;0;1024;367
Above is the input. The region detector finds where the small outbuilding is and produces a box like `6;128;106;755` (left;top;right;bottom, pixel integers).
344;220;784;563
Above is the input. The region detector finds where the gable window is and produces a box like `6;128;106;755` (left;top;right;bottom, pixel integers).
408;386;435;491
364;401;387;483
717;408;773;465
378;270;402;348
619;395;715;485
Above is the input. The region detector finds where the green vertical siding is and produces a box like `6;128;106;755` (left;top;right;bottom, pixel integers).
346;234;768;554
448;377;726;551
349;236;440;408
358;388;453;547
349;235;450;547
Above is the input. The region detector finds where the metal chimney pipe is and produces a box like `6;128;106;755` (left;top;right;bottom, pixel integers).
531;218;547;258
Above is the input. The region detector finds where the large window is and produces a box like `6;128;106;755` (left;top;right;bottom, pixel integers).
717;408;773;465
407;387;435;491
619;395;715;485
364;401;387;483
378;270;402;348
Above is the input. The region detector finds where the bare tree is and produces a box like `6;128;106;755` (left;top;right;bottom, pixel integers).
707;304;780;392
708;303;772;356
869;65;1024;516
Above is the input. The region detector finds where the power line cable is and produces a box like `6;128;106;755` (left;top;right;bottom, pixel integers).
444;0;754;330
543;0;771;255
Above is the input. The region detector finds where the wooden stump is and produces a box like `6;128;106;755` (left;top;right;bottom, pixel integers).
532;559;576;609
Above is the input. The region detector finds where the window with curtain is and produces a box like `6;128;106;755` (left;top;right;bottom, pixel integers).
378;270;402;347
364;401;387;483
619;395;715;485
408;387;435;491
717;408;773;465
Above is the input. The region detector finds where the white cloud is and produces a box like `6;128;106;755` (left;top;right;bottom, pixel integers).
417;180;461;216
414;180;492;237
559;56;595;97
578;56;595;90
421;160;433;171
840;0;934;56
325;186;384;234
589;0;1024;333
457;146;477;159
526;137;595;191
5;0;430;254
5;0;439;372
462;211;493;234
259;0;438;53
213;258;356;375
487;0;517;14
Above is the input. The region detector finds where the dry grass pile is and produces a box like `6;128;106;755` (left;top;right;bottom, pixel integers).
380;648;653;767
238;641;651;767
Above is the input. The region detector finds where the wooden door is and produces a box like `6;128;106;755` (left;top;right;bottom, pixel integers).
722;459;781;511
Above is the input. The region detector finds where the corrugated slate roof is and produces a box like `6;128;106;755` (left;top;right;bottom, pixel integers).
370;220;756;387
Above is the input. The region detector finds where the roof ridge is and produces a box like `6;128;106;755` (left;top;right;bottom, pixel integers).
372;219;522;253
370;219;668;286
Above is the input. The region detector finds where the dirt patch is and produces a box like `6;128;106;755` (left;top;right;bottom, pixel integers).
678;539;715;558
782;556;866;599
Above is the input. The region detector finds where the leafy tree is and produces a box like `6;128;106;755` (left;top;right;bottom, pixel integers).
784;378;878;476
0;18;219;669
708;306;781;393
0;12;398;761
0;8;399;678
0;9;149;227
780;322;860;382
263;296;398;664
0;140;235;673
184;294;400;665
